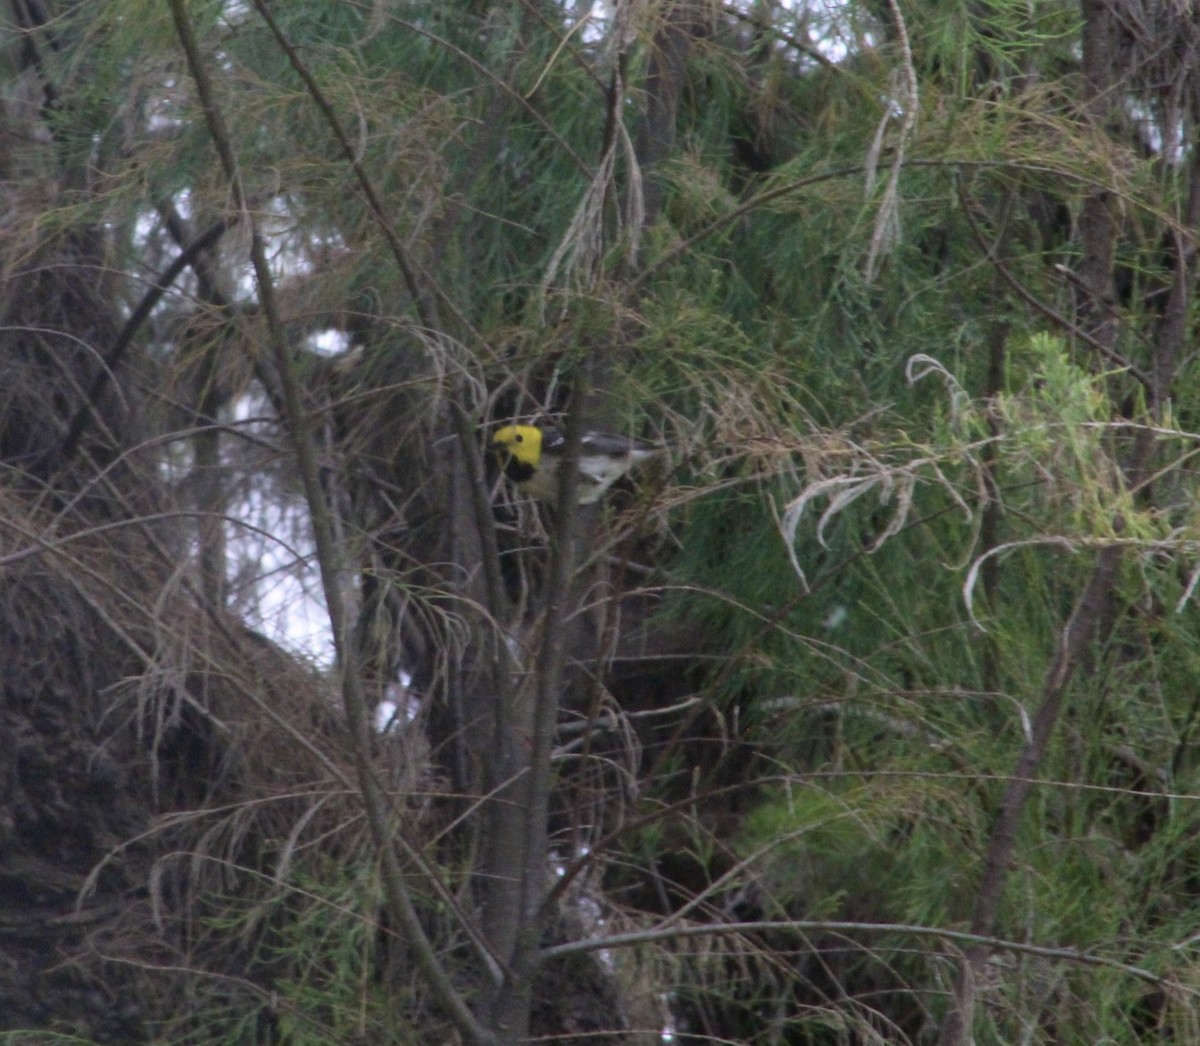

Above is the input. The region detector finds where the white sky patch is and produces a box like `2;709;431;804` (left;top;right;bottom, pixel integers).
227;483;333;662
578;0;859;63
308;328;351;356
221;393;335;665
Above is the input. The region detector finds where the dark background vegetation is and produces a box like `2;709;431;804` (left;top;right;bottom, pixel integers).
3;1;1200;1042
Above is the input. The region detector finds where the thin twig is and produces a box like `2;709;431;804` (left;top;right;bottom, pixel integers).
58;217;233;468
539;919;1171;988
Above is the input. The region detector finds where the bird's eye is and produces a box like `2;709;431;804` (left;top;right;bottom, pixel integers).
514;433;523;442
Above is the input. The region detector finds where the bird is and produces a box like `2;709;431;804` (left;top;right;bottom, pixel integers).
491;423;665;505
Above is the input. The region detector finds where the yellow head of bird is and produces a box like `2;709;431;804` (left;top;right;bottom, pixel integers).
492;424;544;469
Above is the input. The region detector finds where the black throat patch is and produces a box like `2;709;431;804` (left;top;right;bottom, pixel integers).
500;455;537;484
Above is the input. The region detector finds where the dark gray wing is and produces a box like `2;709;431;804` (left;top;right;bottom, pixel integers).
579;431;657;457
542;426;659;458
540;426;566;453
